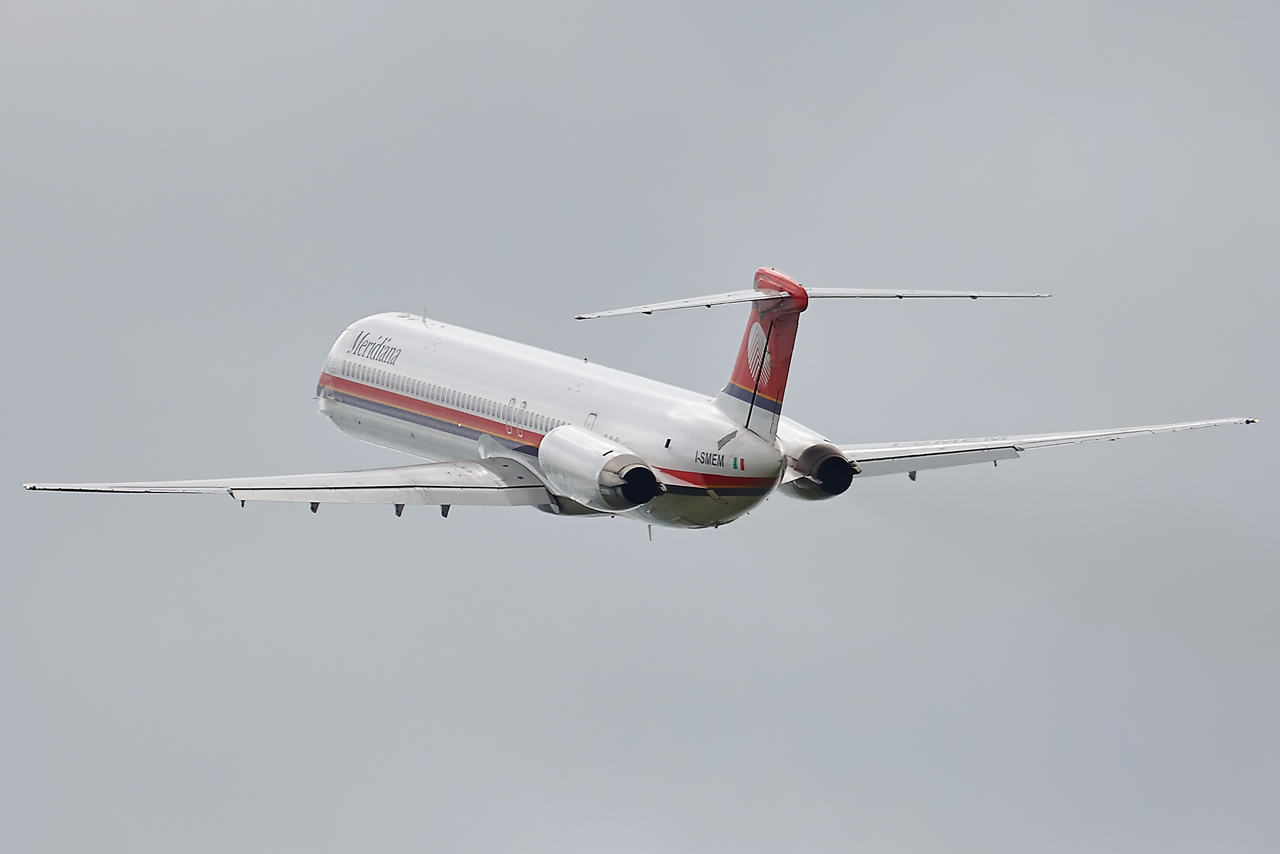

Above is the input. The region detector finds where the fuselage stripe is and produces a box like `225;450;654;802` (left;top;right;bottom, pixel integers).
319;372;778;494
721;381;784;413
318;373;543;454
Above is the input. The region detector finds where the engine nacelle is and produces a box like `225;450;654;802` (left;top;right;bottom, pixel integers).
778;442;858;501
538;425;664;513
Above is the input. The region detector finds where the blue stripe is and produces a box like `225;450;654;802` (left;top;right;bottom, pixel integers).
720;382;784;414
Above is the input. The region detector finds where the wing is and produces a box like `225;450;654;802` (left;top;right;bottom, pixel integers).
23;457;552;508
840;418;1257;478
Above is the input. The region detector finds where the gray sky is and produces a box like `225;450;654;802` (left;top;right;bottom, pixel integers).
2;2;1277;852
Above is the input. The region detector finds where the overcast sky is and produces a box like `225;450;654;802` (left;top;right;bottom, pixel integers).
2;2;1277;852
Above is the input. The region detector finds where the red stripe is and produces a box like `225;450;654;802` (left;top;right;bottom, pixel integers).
322;374;780;491
319;373;544;445
656;468;779;489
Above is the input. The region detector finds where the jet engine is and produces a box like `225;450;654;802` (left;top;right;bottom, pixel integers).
538;425;664;513
779;442;858;500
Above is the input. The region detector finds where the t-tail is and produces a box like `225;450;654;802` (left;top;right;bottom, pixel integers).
714;268;807;442
573;269;1050;442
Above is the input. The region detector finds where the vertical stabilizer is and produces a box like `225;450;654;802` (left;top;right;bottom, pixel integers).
714;268;809;441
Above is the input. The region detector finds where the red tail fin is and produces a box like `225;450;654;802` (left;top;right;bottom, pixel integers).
715;268;809;441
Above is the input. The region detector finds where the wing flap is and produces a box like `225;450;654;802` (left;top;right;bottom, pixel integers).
24;458;553;506
228;485;547;506
853;447;1020;477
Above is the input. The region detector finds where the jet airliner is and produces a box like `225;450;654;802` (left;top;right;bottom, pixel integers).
24;269;1255;529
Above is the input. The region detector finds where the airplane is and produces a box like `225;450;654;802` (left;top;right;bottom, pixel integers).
23;268;1256;529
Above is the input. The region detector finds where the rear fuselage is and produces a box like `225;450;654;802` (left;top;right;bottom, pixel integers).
316;313;820;528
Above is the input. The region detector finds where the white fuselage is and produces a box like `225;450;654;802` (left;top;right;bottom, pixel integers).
316;313;827;528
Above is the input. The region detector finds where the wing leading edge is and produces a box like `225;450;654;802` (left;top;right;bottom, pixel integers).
840;418;1257;478
23;458;552;507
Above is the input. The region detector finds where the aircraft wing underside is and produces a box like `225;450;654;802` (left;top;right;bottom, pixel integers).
23;458;552;507
840;418;1255;477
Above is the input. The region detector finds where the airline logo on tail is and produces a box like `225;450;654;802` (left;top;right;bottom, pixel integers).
746;322;771;385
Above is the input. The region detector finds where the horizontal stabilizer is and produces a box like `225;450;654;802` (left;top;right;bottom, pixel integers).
576;287;1049;319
